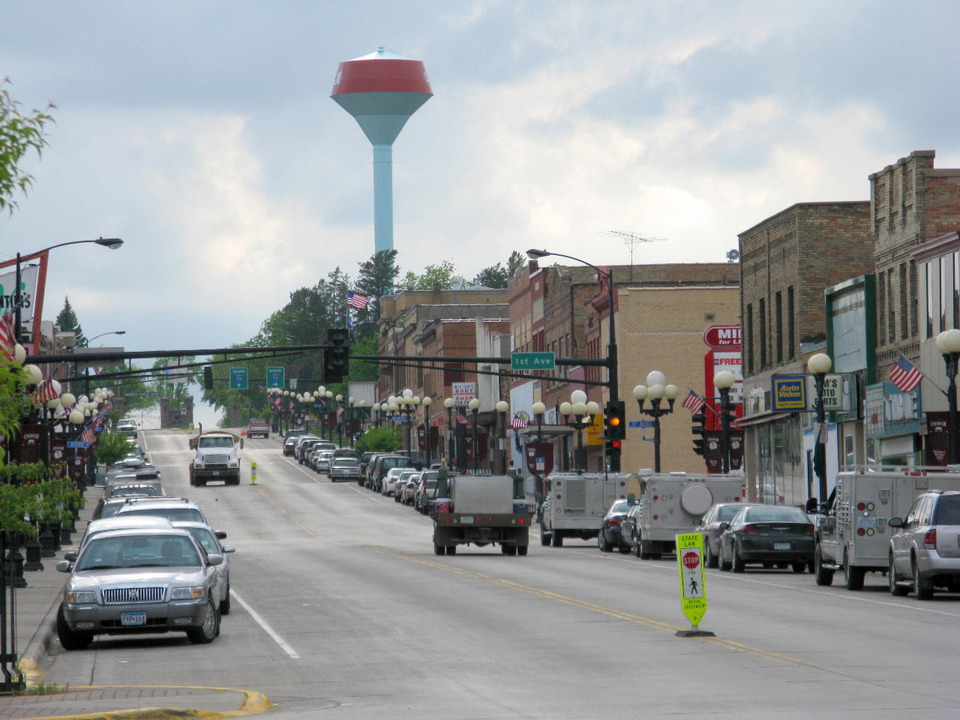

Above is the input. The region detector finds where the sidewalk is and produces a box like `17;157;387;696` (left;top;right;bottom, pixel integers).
0;488;271;720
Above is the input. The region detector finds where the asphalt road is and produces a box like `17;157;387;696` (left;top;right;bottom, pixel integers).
43;429;960;719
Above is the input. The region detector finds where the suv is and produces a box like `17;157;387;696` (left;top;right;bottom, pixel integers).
368;455;413;493
889;490;960;599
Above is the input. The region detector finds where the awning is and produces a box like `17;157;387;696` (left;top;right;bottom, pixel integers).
735;411;794;428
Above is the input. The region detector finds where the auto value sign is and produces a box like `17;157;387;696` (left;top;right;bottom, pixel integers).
675;533;708;629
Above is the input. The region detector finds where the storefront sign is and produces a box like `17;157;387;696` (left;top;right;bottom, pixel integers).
772;376;807;411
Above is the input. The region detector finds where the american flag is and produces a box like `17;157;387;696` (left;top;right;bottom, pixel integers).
347;291;368;309
33;377;60;403
456;412;469;425
511;415;528;430
682;390;706;414
889;355;923;393
81;427;96;444
0;311;15;361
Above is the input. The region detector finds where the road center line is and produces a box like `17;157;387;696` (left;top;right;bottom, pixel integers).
232;589;301;660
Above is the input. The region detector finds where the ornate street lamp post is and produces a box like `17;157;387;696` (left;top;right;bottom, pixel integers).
495;400;509;474
469;398;481;473
560;390;599;471
808;352;833;510
443;397;456;465
632;371;679;473
421;396;432;466
532;401;546;497
936;329;960;464
714;370;737;474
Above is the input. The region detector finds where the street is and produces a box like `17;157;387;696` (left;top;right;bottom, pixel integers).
44;430;960;719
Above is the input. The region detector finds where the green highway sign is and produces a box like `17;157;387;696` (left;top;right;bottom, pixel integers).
266;366;285;389
230;367;249;390
511;352;556;371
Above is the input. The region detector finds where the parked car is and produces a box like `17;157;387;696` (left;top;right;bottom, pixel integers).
597;498;633;553
620;503;643;556
696;502;757;568
358;452;376;485
718;504;814;573
381;467;409;497
73;516;175;555
415;471;441;514
888;490;960;599
397;470;421;505
55;527;223;649
282;436;299;456
314;451;335;474
172;520;235;614
369;455;414;493
296;438;323;465
329;458;361;482
114;497;209;525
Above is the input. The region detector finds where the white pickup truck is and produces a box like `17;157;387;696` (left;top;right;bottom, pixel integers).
188;431;242;486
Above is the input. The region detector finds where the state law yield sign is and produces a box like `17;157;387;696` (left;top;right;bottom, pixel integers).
674;533;715;637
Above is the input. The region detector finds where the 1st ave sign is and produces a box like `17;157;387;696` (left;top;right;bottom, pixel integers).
512;352;556;371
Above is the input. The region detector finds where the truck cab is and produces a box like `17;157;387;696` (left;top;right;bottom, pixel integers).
189;431;242;486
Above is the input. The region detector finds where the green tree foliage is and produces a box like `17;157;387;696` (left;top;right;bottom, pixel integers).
94;430;135;467
0;78;55;214
471;251;526;289
0;362;30;464
399;260;465;291
354;425;401;454
55;296;86;346
354;250;399;338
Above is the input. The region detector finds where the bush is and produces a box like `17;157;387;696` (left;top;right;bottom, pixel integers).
94;431;133;466
355;426;402;454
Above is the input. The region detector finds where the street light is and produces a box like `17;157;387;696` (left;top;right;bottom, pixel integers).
532;401;546;497
14;238;123;345
421;396;433;466
443;397;456;465
633;371;679;473
468;398;481;473
83;330;126;347
808;352;832;511
495;400;509;474
560;390;599;471
714;370;737;473
937;329;960;465
527;248;620;470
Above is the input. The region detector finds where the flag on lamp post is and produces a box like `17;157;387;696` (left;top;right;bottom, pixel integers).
682;390;706;414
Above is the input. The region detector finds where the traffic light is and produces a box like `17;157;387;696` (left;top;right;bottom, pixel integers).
691;410;707;456
324;328;350;383
203;366;213;390
604;400;626;441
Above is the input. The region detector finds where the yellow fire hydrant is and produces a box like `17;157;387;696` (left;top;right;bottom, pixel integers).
250;461;258;485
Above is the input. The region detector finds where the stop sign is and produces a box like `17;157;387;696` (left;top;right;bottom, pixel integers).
682;550;700;569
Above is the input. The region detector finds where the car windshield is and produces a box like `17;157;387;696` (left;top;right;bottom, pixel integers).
183;527;219;554
742;506;809;523
199;437;234;448
718;504;745;521
611;500;630;514
333;459;358;467
77;534;201;570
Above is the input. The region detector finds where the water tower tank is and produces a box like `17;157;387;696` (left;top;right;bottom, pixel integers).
332;48;433;255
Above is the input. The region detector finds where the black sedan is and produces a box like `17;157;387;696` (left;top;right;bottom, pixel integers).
597;499;633;553
695;502;760;568
718;504;814;573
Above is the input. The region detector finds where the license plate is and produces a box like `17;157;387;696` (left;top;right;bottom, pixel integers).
212;471;220;476
774;542;791;550
460;516;474;524
121;611;147;626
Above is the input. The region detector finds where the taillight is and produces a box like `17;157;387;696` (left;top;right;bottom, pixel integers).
609;517;623;527
923;529;937;550
803;525;814;536
738;525;757;535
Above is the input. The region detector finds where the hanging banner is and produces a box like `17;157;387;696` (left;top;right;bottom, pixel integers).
0;251;50;356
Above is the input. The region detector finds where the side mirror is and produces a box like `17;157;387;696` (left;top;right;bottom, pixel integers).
805;497;819;513
888;517;904;528
627;493;636;505
718;522;730;531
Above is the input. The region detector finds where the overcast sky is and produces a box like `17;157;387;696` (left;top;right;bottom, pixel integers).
3;0;960;360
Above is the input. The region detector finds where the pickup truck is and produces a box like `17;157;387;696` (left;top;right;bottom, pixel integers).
246;418;270;439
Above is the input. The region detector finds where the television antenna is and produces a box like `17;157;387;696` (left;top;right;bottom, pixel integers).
604;231;667;266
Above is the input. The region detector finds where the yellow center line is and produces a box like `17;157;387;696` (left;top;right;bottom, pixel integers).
373;547;825;670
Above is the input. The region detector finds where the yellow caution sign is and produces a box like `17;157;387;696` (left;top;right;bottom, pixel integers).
675;533;713;637
250;461;258;485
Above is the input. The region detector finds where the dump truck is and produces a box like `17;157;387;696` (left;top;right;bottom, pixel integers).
245;418;270;439
431;473;533;556
188;430;243;486
815;466;960;590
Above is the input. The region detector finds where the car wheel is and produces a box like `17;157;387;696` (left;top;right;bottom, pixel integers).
889;554;908;596
446;545;457;555
814;545;834;586
719;544;731;571
551;533;564;548
732;544;745;573
434;544;446;556
704;542;718;569
56;604;92;651
506;545;518;556
913;559;933;600
221;585;231;615
598;532;611;552
618;541;631;554
791;561;806;573
844;552;865;591
541;531;550;546
187;597;220;644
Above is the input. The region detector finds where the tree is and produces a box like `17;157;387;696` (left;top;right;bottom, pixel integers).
0;78;55;214
399;260;464;292
472;251;526;289
55;297;86;347
355;250;400;339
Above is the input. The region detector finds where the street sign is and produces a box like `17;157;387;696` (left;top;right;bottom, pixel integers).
676;533;708;630
452;382;476;406
66;441;89;449
230;367;249;390
266;366;285;389
511;352;556;371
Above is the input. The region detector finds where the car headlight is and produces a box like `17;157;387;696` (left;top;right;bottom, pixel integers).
67;591;97;604
170;586;205;600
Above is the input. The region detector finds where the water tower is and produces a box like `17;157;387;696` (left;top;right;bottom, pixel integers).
331;47;433;255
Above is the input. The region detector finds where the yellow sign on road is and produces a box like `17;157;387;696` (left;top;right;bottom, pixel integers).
675;533;708;628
